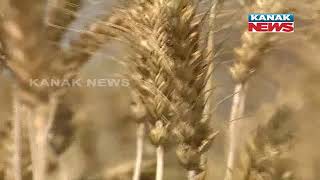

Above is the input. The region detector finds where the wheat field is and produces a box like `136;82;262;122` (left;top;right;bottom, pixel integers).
0;0;319;180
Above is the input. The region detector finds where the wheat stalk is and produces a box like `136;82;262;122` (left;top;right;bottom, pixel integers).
130;93;148;180
46;99;75;180
1;88;33;180
0;41;5;72
12;90;23;180
103;160;156;180
133;123;145;180
224;1;286;179
0;120;10;180
224;83;248;180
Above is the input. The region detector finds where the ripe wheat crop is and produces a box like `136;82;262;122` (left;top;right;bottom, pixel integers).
0;0;319;180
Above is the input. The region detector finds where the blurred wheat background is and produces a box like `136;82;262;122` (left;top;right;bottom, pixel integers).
0;0;319;180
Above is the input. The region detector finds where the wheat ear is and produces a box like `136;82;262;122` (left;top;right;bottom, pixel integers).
0;1;87;179
0;1;53;179
224;1;286;179
192;1;223;178
107;1;221;179
167;1;221;179
107;1;180;179
239;105;297;180
0;0;123;178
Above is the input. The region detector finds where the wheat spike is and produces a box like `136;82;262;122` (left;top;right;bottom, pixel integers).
239;105;298;180
231;0;285;83
224;1;288;179
170;1;220;179
0;1;54;179
107;1;220;179
116;2;178;180
0;0;120;103
106;1;185;179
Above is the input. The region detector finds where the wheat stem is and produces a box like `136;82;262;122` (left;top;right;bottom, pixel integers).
156;145;164;180
59;159;70;180
204;0;217;112
188;170;197;180
12;92;22;180
27;95;59;180
224;83;247;180
28;107;48;180
133;123;145;180
198;1;220;175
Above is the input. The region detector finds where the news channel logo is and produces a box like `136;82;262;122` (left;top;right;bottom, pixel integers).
248;13;294;33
